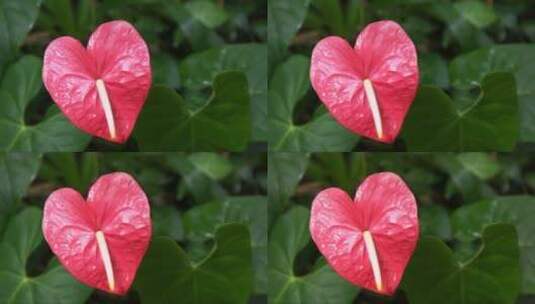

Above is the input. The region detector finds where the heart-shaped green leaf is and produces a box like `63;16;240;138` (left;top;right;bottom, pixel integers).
269;56;358;151
180;44;267;141
451;196;535;293
134;71;251;151
450;44;535;142
403;223;520;304
135;223;253;304
0;0;42;75
0;56;91;151
269;206;359;304
0;208;92;303
402;72;518;151
183;196;267;293
0;153;41;232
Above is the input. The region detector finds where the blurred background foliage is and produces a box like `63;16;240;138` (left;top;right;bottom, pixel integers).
0;152;266;303
268;0;535;151
1;0;266;152
268;152;535;303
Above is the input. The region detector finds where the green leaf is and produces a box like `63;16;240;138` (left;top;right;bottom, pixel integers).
135;223;253;304
427;3;492;51
188;153;232;180
306;153;367;195
0;0;42;75
152;53;180;89
167;154;226;203
0;153;40;231
269;56;358;151
38;0;95;39
183;196;267;293
269;207;358;304
74;0;96;38
402;72;518;151
185;0;228;29
454;1;497;29
0;153;40;212
42;0;76;36
449;44;535;142
0;56;91;151
155;2;224;51
180;44;267;141
457;153;500;180
134;71;251;151
419;53;449;88
309;0;345;36
403;223;521;304
419;204;451;239
451;196;535;293
432;154;490;203
267;152;309;215
152;205;184;241
39;153;98;193
268;0;311;64
0;208;92;303
305;1;362;40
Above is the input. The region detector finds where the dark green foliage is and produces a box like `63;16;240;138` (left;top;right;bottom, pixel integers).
2;152;266;303
268;0;535;151
269;152;535;303
0;0;265;152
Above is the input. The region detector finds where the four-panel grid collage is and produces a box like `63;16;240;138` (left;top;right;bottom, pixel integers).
1;1;535;304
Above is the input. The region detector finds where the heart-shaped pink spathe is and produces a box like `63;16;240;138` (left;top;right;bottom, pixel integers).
310;20;419;143
42;20;152;143
42;172;152;295
309;172;419;295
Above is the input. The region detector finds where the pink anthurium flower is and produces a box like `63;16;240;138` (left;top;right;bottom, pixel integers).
42;172;152;295
43;20;152;143
310;20;419;143
309;172;419;295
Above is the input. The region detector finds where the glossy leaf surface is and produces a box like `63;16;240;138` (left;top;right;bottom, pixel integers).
403;72;518;151
134;71;250;151
135;224;253;304
403;224;520;304
452;196;535;293
180;44;267;141
450;45;535;142
0;208;92;304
